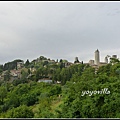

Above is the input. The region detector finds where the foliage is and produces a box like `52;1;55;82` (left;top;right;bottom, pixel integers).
1;57;120;118
4;70;11;81
4;105;34;118
0;86;7;103
25;59;30;67
56;62;120;118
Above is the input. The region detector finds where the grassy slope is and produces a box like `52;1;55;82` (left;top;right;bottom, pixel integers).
31;96;63;118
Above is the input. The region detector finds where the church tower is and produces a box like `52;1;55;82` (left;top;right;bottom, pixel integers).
95;49;100;65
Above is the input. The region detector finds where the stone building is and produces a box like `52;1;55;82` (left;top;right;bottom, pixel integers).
17;61;24;69
94;49;100;65
89;49;118;68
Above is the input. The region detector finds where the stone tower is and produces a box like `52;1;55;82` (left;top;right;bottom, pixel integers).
74;57;79;63
95;49;100;65
105;56;108;63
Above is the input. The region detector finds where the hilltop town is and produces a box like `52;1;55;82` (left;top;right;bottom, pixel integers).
0;49;118;83
0;49;120;118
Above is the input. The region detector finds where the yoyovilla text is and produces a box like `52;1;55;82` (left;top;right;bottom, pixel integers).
81;88;110;96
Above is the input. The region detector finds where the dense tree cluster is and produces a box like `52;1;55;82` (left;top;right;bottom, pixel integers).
0;81;61;118
57;62;120;118
0;57;120;118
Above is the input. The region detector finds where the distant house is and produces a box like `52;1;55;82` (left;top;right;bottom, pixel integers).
17;62;24;69
10;70;21;79
38;79;52;83
56;81;61;84
65;62;73;67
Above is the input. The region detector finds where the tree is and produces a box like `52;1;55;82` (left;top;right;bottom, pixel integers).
0;86;7;103
20;70;28;82
28;68;31;74
56;63;120;118
4;70;11;81
25;59;30;67
116;68;120;78
5;105;34;118
20;92;38;106
0;64;3;73
59;59;63;63
6;94;20;109
110;57;119;64
35;97;53;118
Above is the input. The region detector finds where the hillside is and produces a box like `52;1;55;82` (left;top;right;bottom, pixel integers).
0;56;120;118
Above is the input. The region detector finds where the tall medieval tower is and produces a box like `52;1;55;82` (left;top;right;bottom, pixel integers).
95;49;100;65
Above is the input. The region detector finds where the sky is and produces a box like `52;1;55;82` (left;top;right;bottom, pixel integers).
0;1;120;64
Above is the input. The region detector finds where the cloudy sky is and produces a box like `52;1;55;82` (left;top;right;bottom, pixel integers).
0;1;120;64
